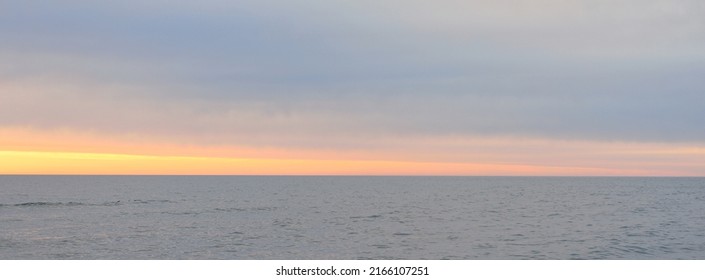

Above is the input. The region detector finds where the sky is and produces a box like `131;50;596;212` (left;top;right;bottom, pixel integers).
1;0;704;175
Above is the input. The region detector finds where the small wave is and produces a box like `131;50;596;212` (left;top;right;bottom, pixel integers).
0;200;127;208
214;207;247;212
129;199;174;204
213;206;277;213
350;214;383;219
608;244;652;256
165;211;201;216
0;202;86;207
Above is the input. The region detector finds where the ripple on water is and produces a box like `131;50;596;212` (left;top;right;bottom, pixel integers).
2;176;705;259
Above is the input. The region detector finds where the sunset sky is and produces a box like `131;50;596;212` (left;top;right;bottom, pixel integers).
1;1;704;175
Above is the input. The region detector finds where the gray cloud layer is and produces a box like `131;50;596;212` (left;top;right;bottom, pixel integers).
2;0;704;146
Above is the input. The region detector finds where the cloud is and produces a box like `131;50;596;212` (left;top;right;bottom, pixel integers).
2;0;704;148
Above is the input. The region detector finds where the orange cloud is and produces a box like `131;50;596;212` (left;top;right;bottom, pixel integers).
1;127;703;176
0;150;644;176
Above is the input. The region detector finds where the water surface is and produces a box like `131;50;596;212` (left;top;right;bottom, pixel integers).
1;176;704;259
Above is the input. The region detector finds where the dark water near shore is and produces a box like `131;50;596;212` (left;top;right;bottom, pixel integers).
1;176;704;259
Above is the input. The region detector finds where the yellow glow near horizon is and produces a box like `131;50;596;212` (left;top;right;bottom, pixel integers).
0;150;644;176
1;127;704;176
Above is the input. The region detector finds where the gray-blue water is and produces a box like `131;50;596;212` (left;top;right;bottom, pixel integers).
1;176;704;259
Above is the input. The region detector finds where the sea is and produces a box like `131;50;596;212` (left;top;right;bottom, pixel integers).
1;176;704;259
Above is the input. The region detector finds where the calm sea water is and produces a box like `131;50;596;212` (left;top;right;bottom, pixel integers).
1;176;704;259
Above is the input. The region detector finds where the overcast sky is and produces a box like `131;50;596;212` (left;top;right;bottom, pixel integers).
2;1;704;175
